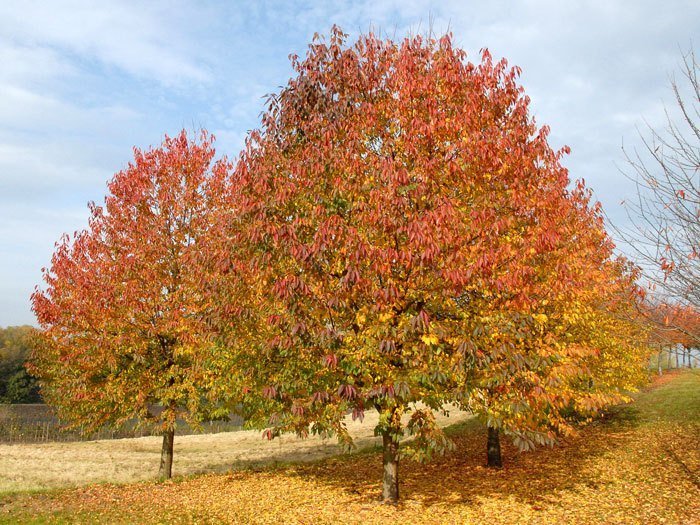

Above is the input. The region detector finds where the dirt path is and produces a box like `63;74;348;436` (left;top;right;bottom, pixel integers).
0;406;471;493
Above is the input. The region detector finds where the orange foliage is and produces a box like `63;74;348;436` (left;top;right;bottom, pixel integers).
212;27;652;499
30;131;231;474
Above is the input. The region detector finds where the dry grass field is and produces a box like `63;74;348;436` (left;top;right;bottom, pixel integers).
0;405;471;493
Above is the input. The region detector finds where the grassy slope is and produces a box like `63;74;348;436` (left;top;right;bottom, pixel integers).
1;370;698;524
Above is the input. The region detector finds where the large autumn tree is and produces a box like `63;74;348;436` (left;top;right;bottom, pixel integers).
215;28;627;502
31;130;229;479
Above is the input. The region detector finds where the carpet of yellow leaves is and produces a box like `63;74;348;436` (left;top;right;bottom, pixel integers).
1;370;698;524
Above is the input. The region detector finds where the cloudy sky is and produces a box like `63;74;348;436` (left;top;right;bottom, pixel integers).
1;0;698;326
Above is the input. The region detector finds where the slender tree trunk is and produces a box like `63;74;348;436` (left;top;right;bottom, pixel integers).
658;349;663;376
675;349;679;369
487;426;502;468
668;349;673;370
377;405;401;504
159;427;175;479
381;428;400;503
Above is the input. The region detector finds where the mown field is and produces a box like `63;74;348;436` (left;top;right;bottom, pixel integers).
0;370;698;524
0;406;470;493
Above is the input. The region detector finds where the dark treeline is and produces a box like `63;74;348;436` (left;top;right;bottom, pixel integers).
0;326;41;404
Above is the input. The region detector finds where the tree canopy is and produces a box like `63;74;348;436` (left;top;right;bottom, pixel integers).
213;28;652;501
31;131;230;478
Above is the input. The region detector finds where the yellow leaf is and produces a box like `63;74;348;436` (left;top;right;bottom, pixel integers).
421;334;439;345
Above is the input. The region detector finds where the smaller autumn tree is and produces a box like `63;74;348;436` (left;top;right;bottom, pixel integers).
31;130;229;479
648;302;700;370
458;180;652;467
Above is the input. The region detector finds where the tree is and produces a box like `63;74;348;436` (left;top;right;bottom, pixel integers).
0;326;41;403
618;48;699;344
215;28;631;501
456;182;651;467
647;302;700;370
31;131;229;479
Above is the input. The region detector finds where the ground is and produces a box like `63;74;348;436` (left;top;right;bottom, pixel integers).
0;405;471;493
0;370;698;524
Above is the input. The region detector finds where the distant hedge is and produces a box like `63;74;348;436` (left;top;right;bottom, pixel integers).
0;326;41;404
0;404;244;443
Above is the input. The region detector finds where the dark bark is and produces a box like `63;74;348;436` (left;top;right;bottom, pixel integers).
382;429;400;503
487;426;502;468
658;349;663;376
159;427;175;479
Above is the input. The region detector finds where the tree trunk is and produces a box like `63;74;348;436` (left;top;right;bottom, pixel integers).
381;429;400;503
159;427;175;479
675;349;679;368
667;350;673;370
658;349;663;376
487;426;502;468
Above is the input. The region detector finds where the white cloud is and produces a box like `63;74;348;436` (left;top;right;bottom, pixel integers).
0;141;108;198
0;84;139;135
0;0;211;86
0;45;77;85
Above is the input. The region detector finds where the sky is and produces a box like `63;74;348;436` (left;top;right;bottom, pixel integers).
1;0;698;326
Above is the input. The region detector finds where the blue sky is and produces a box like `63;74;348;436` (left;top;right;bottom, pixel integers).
1;0;698;326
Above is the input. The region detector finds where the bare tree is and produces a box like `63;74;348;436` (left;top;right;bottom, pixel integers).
617;48;700;344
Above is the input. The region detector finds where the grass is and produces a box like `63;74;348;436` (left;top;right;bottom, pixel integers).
0;405;471;494
0;370;698;524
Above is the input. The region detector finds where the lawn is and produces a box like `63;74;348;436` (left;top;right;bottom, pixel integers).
0;370;698;524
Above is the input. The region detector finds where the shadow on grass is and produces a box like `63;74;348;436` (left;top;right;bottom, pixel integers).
178;372;699;491
274;401;651;508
